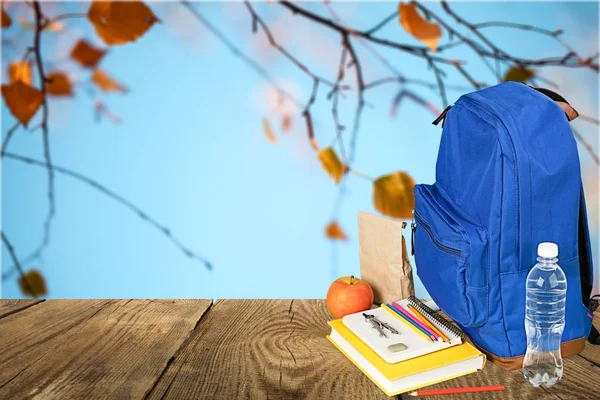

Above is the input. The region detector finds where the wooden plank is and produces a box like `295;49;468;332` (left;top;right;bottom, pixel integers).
147;299;389;400
0;299;212;399
403;311;600;400
0;299;44;319
397;359;560;400
579;311;600;367
542;355;600;400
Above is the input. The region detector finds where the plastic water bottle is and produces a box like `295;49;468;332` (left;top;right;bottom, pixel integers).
522;242;567;388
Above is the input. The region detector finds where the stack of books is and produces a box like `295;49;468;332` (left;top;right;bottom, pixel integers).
327;296;486;396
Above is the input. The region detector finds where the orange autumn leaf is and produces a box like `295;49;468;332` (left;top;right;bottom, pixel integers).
263;118;277;143
373;171;415;219
2;7;11;28
399;3;441;52
318;147;345;184
88;1;159;46
46;72;73;96
1;81;44;127
19;269;47;297
92;69;127;93
8;61;32;85
325;221;348;241
70;39;106;68
503;66;535;83
282;114;292;133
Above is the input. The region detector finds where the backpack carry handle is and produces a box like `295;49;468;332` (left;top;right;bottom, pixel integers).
432;84;580;126
530;86;580;121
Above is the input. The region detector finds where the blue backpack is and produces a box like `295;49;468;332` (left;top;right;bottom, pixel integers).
412;82;597;369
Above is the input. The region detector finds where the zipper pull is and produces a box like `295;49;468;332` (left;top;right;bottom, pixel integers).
432;104;453;127
411;210;416;255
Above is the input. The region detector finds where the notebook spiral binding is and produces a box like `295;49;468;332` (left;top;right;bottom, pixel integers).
407;296;466;341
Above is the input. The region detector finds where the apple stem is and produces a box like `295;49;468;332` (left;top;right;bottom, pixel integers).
350;275;355;285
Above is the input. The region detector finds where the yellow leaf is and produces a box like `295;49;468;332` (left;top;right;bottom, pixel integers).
1;81;44;127
8;61;32;85
19;269;47;297
399;3;441;52
92;69;127;92
47;21;64;32
17;17;33;30
318;147;345;185
325;221;348;241
88;1;159;46
503;66;535;83
282;114;292;133
373;171;415;218
263;118;277;143
2;7;11;28
46;71;73;96
70;39;106;68
18;17;64;32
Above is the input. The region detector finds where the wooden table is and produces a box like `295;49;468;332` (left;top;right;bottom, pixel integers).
0;300;598;399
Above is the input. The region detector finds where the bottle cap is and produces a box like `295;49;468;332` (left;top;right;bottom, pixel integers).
538;242;558;258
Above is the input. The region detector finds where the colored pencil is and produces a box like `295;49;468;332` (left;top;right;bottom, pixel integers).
407;385;505;397
408;304;450;343
391;302;440;340
384;304;435;342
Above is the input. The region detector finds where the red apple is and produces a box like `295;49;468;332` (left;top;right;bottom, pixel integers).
326;275;374;319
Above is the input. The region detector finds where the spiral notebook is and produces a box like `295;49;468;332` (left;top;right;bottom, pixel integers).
327;317;485;396
342;296;465;363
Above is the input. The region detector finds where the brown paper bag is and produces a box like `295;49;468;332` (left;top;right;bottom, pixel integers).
358;211;415;304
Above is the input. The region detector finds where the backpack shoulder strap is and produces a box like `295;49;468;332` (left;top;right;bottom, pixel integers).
579;187;599;344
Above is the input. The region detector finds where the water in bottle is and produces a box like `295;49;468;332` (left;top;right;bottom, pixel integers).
522;242;567;388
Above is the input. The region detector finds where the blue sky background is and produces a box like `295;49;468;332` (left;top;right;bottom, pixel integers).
1;1;599;299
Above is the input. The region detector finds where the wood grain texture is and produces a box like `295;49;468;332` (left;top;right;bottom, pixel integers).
0;299;212;400
397;361;561;400
579;311;600;367
0;299;44;319
147;299;389;400
399;311;600;400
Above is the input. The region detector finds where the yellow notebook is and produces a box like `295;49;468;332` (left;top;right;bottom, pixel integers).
328;319;485;396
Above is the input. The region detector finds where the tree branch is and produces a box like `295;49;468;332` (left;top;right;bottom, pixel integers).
180;1;302;109
244;1;341;89
1;231;36;298
365;11;398;36
24;1;56;273
2;152;213;275
330;47;349;165
572;128;600;165
1;123;20;156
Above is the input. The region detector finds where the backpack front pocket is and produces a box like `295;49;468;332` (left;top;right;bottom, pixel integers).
414;184;489;328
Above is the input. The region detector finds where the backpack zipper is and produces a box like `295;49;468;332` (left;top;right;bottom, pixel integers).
413;211;463;257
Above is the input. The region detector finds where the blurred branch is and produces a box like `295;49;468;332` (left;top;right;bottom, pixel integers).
579;115;600;125
16;1;58;277
364;11;398;36
2;152;213;273
245;1;341;89
1;231;36;298
302;78;319;150
42;12;87;29
434;1;599;72
572;128;600;165
330;48;349;165
180;1;302;109
1;123;20;156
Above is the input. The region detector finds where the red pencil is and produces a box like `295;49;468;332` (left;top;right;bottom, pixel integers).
407;385;505;397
